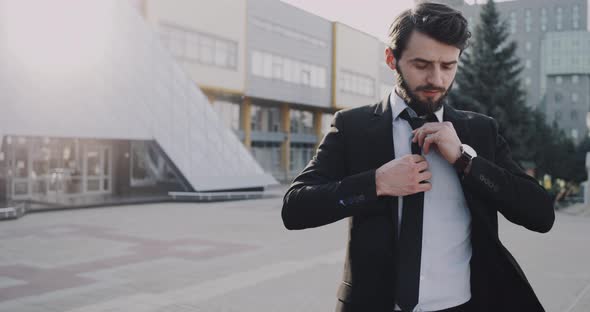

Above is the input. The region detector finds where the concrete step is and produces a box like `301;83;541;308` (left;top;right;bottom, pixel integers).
0;202;27;220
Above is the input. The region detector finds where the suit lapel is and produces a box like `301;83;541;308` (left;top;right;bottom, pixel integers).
365;96;399;227
366;96;395;168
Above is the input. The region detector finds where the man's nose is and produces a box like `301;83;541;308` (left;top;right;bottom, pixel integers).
426;66;444;87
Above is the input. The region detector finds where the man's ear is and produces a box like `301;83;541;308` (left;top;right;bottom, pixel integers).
385;48;396;71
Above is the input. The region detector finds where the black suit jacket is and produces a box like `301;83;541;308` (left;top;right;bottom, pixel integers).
282;97;555;312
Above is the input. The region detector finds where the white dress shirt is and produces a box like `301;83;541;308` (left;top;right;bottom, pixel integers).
390;91;472;312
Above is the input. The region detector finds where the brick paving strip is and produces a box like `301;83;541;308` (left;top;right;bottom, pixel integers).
63;248;344;312
0;224;258;303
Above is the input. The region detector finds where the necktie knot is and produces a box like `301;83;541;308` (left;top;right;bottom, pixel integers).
399;109;437;130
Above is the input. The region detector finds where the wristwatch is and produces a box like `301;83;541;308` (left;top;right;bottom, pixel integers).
454;144;477;174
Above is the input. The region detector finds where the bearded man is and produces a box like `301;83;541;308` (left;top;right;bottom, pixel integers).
281;2;554;312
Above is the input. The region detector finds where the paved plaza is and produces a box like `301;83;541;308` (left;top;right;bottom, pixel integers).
0;186;589;312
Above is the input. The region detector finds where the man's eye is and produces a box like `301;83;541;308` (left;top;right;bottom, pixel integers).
415;63;428;69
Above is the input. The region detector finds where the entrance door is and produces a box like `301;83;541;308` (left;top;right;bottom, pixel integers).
83;145;112;194
11;138;31;200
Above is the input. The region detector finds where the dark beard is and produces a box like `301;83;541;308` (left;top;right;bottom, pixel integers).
394;65;452;117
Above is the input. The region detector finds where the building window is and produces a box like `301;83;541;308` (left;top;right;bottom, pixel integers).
555;92;563;103
525;9;532;32
250;141;282;178
301;66;311;85
525;41;532;51
524;77;531;86
509;11;517;34
321;113;334;138
159;23;238;70
290;109;315;135
556;7;563;30
573;39;580;47
572;75;579;84
164;27;185;58
251;105;281;132
213;101;241;132
572;93;579;102
340;70;375;97
541;8;547;32
289;143;315;177
572;129;579;140
573;4;580;29
199;37;214;64
251;50;326;89
271;55;283;80
556;76;563;85
525;59;531;69
571;110;578;121
555;110;562;121
185;33;199;62
573;57;580;65
251;17;327;48
251;50;263;77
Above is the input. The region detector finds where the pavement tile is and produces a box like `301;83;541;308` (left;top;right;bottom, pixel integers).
0;191;587;312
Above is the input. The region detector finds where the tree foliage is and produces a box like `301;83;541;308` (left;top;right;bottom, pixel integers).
450;0;585;183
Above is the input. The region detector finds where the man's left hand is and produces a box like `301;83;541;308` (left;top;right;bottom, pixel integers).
412;121;461;164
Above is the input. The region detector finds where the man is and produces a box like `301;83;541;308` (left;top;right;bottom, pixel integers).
281;2;554;312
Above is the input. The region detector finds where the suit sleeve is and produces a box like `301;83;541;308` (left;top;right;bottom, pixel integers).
462;118;555;233
281;111;379;230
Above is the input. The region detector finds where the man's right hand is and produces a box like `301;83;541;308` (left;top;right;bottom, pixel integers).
375;154;432;197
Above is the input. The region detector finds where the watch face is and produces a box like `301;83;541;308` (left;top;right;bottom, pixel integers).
462;144;477;158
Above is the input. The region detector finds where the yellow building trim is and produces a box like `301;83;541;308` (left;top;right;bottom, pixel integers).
242;97;252;148
206;93;217;105
281;103;291;176
313;109;323;150
199;85;244;97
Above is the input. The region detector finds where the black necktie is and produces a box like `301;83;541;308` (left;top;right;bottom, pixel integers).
395;109;437;311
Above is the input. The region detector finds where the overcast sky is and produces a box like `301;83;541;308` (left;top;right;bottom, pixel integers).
280;0;511;41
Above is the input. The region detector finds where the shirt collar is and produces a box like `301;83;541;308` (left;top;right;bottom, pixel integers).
389;88;444;122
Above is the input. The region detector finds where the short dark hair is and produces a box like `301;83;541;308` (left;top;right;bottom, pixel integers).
388;2;471;60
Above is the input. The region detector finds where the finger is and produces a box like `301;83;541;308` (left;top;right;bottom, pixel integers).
413;122;445;134
416;125;444;146
417;170;432;182
423;134;437;154
412;128;421;143
416;181;432;193
416;127;435;146
419;130;428;147
416;160;429;172
412;121;442;133
410;154;427;163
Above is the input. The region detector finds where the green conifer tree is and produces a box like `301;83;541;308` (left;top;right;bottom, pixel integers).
450;0;533;161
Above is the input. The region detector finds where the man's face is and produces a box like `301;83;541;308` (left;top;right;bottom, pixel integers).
385;31;460;116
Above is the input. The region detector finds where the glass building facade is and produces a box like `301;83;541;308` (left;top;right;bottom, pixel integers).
0;136;185;209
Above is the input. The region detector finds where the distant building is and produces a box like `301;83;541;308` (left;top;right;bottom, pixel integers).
0;0;275;210
423;0;590;144
138;0;395;181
